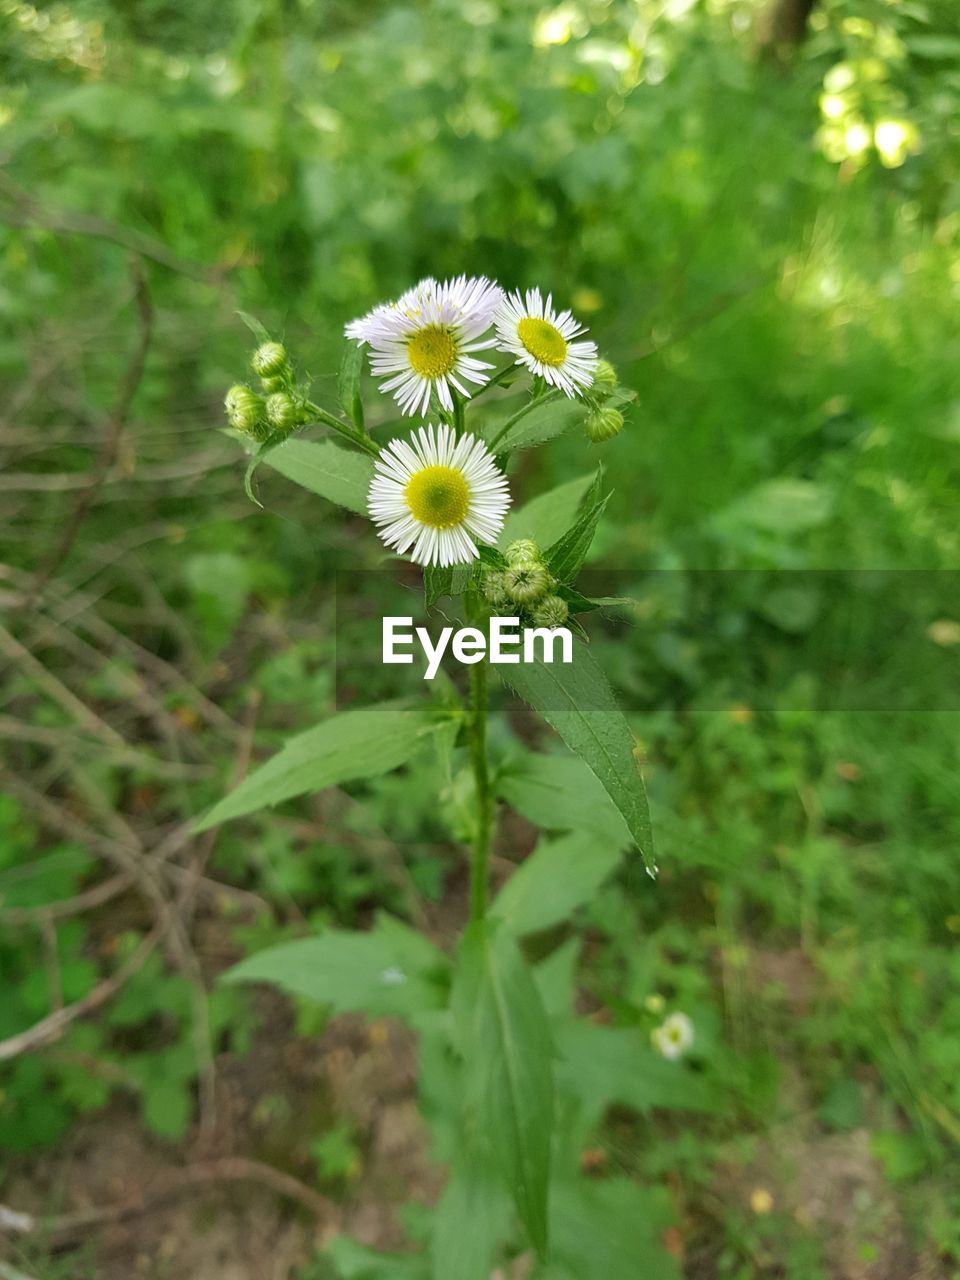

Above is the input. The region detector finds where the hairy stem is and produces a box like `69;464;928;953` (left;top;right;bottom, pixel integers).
305;403;380;456
468;657;493;923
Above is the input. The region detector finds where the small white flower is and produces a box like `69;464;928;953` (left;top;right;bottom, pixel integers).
368;423;511;567
346;276;503;417
494;288;598;398
652;1012;695;1061
345;278;439;344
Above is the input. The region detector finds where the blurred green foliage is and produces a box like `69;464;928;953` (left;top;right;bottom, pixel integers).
3;0;960;1275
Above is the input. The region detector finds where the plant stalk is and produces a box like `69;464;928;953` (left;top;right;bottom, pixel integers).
467;657;493;923
305;402;380;456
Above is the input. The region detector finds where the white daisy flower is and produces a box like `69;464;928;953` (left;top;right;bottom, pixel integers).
368;423;511;567
344;278;438;344
494;288;598;398
348;276;503;418
652;1012;695;1061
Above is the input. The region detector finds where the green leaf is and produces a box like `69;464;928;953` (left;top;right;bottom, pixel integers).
243;427;291;508
431;1147;512;1280
871;1131;929;1183
452;922;554;1256
195;700;443;830
338;342;366;430
554;1021;719;1122
544;469;608;583
424;563;475;609
496;752;633;848
548;1178;681;1280
500;641;655;872
491;831;623;936
499;473;595;550
325;1237;429;1280
223;913;447;1021
262;437;374;516
236;310;272;345
484;395;587;454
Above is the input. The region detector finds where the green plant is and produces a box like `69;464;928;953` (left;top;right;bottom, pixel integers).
199;283;708;1276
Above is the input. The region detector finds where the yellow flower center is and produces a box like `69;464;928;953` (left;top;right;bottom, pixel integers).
407;325;458;379
404;465;470;528
517;316;567;367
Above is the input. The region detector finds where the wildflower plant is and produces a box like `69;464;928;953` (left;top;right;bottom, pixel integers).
202;279;687;1276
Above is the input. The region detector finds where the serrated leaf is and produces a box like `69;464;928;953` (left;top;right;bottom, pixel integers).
484;395;587;454
424;563;475;609
338;343;366;430
261;437;374;515
499;472;595;550
544;469;608;583
500;641;655;872
222;913;447;1021
195;701;443;830
497;753;633;848
491;831;622;936
452;922;553;1256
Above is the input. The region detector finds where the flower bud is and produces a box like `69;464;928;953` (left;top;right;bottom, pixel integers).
225;384;268;438
265;392;301;432
592;359;617;388
505;538;543;568
259;375;288;395
585;406;624;443
251;342;290;380
481;570;510;609
530;594;569;629
504;563;551;605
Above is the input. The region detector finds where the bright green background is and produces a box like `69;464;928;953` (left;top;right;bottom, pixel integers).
3;0;960;1276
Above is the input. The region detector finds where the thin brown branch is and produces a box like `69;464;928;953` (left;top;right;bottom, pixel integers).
0;1157;336;1243
0;920;167;1062
0;622;126;747
0;716;207;779
35;258;154;591
0;872;133;926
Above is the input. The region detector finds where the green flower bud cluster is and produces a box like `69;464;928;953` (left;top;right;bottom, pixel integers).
224;341;308;442
480;539;569;630
584;357;625;443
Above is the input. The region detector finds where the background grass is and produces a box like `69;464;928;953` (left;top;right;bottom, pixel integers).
2;0;960;1276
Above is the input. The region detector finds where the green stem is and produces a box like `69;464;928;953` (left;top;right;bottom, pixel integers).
468;657;493;923
452;391;465;435
305;402;380;456
487;387;562;451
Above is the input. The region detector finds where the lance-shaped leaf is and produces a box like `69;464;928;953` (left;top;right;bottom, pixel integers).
195;700;444;830
243;427;292;507
501;642;655;872
431;1146;512;1280
490;830;623;936
338;342;366;431
237;309;272;345
262;437;374;516
496;752;633;848
499;472;595;550
483;394;587;454
452;921;554;1257
543;468;608;583
222;913;447;1021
